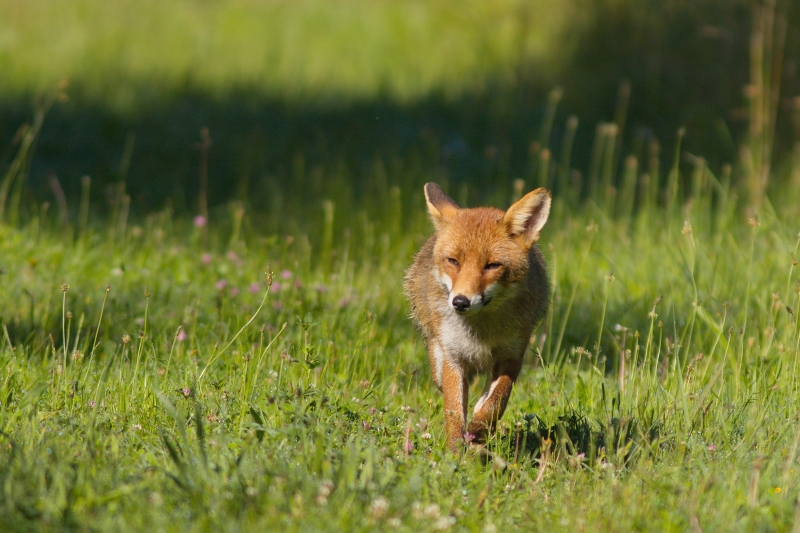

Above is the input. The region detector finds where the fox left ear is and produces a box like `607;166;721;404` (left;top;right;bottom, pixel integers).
503;188;551;248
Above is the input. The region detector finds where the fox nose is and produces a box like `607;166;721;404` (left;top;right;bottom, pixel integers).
452;295;470;312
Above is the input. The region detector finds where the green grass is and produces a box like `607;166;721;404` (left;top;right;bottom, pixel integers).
0;0;569;107
2;161;800;530
3;1;800;530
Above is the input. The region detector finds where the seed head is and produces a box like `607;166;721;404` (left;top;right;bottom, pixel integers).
61;284;69;292
682;221;692;235
122;334;131;345
748;215;760;227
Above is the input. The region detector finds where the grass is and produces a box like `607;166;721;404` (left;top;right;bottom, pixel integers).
3;1;800;530
2;150;800;531
0;0;569;106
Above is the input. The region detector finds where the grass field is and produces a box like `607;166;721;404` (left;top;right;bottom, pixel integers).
3;0;800;531
3;154;800;531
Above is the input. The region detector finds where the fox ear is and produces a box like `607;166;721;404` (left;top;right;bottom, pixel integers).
424;182;459;228
504;188;551;248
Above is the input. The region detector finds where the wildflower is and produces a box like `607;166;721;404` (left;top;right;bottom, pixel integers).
316;480;334;506
433;516;456;530
708;444;717;451
226;250;241;264
370;496;390;518
193;215;207;228
422;432;432;440
122;334;131;345
249;282;261;294
182;387;191;397
412;502;423;519
281;269;293;279
424;504;441;519
316;284;329;293
464;432;476;444
201;253;212;265
775;487;782;494
88;400;95;408
271;282;281;293
215;279;228;291
176;330;187;341
230;287;240;298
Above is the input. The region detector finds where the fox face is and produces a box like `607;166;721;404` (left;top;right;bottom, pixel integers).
425;183;550;316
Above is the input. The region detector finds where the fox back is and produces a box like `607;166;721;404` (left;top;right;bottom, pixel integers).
404;183;551;450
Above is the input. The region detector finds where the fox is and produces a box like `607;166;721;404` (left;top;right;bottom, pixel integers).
404;182;551;452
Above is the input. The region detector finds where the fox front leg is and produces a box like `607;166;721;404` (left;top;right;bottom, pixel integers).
440;361;469;452
467;357;523;445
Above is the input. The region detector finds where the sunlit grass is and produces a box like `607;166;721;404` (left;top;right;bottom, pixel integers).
2;161;800;530
0;0;569;107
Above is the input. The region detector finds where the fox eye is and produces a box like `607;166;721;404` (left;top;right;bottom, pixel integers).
447;257;460;267
485;262;503;271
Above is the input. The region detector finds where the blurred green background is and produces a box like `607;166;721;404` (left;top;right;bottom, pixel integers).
0;0;798;221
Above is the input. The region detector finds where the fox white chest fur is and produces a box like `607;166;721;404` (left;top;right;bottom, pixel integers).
405;182;551;451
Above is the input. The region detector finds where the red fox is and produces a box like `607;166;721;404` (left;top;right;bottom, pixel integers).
405;183;551;452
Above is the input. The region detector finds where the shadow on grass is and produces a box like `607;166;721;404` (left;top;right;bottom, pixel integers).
494;409;664;469
6;0;800;229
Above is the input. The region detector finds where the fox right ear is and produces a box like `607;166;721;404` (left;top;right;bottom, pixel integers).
424;183;459;228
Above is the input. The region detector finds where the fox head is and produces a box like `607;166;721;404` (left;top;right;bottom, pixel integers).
424;182;551;316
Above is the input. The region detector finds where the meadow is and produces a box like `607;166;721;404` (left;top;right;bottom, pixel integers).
3;0;800;531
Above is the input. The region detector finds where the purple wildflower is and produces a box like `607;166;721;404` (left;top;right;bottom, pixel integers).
177;330;187;341
280;270;292;279
215;279;228;291
249;282;261;294
226;250;241;265
193;215;207;228
201;253;212;265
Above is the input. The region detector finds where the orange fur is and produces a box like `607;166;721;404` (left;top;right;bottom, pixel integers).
405;183;551;451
